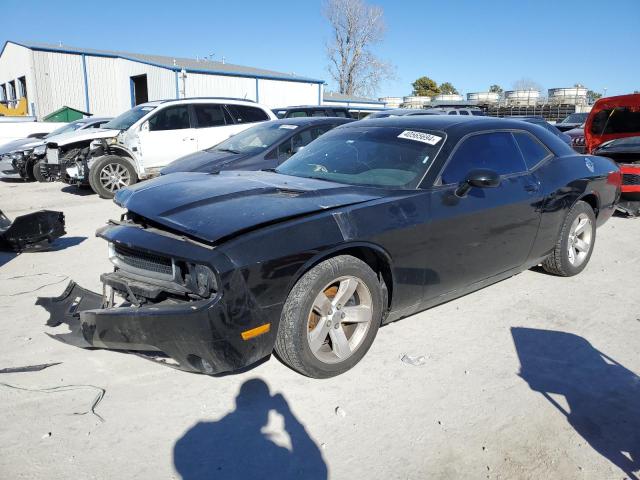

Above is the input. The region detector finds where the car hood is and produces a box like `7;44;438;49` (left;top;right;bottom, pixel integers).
115;171;386;244
0;138;40;155
49;128;120;147
161;149;249;174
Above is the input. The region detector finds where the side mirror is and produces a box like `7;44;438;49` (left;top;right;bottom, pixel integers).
139;121;149;132
455;169;500;197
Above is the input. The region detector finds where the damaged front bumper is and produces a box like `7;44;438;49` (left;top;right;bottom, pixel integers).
36;221;278;375
37;279;273;375
0;209;66;251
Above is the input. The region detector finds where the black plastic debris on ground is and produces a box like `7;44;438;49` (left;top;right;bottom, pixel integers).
0;362;62;374
0;209;66;251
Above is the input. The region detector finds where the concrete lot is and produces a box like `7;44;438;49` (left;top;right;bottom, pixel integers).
0;179;638;480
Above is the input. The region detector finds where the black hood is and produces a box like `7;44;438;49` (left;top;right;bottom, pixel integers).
161;149;249;174
115;171;386;244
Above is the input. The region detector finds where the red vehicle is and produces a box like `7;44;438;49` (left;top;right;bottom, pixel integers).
586;94;640;211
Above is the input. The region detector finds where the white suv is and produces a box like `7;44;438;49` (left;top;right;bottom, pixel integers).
54;98;276;198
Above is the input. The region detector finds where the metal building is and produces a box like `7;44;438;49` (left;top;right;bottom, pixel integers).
0;41;325;119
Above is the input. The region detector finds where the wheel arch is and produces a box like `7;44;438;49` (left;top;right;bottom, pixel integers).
578;191;600;217
289;242;395;314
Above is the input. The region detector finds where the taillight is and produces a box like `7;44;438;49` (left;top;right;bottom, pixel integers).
607;169;622;187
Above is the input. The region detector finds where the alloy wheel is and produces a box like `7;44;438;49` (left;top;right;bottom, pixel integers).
307;275;373;364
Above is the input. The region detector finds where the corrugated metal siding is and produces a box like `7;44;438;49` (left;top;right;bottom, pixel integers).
119;58;174;103
184;73;256;101
85;57;175;116
85;56;124;115
0;43;36;115
32;51;86;117
257;79;319;108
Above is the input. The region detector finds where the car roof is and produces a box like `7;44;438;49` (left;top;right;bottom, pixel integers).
272;117;355;126
372;108;444;116
346;115;555;135
272;105;349;110
137;97;261;107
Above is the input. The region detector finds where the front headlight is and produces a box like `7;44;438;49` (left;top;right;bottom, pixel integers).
33;145;46;155
10;151;23;160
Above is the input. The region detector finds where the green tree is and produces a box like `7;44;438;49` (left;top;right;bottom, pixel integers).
412;76;440;96
489;84;503;94
439;82;459;95
587;90;602;103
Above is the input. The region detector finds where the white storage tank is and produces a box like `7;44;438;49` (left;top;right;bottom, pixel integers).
402;96;430;108
433;93;464;102
548;87;588;105
504;89;540;106
467;92;500;103
379;96;403;108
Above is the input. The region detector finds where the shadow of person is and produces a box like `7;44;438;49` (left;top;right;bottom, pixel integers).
174;378;327;480
512;327;640;479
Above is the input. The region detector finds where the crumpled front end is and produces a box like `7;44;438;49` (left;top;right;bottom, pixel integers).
36;220;279;374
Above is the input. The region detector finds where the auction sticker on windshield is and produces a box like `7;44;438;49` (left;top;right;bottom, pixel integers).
279;125;298;130
397;130;442;145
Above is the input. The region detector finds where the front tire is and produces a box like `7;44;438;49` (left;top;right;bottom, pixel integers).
32;160;48;182
89;155;137;199
542;200;596;276
275;255;383;378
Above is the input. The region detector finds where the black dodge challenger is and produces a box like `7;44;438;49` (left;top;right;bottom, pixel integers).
39;116;621;378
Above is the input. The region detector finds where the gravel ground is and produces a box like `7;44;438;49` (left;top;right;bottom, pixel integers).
1;179;639;480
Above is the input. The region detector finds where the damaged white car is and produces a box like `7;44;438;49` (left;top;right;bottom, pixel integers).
55;98;276;198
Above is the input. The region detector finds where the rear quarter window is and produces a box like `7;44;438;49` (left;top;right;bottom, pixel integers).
226;105;270;124
513;132;552;169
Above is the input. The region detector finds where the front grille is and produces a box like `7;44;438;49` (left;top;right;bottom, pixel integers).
113;244;172;275
622;173;640;186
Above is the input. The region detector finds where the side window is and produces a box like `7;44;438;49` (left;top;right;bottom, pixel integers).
277;128;320;161
148;106;190;131
441;132;527;184
459;110;469;115
333;110;347;118
194;104;228;128
310;125;333;140
226;105;269;124
513;132;551;169
311;109;327;117
288;110;308;118
448;110;457;115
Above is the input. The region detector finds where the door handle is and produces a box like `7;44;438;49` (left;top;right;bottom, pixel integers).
524;183;540;193
182;137;195;141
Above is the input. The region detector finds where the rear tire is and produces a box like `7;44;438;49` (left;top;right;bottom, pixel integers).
32;160;48;182
89;155;137;199
542;200;596;277
275;255;383;378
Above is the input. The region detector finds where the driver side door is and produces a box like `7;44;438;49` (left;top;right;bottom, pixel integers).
417;131;543;302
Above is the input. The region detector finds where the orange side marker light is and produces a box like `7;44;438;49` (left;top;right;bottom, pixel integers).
241;323;271;341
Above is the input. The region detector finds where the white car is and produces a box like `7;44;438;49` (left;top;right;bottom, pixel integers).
54;98;277;198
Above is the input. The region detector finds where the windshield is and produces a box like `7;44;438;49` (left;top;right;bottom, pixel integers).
44;121;84;138
561;113;588;124
598;136;640;149
104;105;156;130
276;127;444;189
210;122;296;154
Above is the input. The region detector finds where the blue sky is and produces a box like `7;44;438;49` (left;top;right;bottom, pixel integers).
2;0;638;98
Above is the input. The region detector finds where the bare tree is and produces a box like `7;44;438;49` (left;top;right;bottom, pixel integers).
512;77;543;92
324;0;395;97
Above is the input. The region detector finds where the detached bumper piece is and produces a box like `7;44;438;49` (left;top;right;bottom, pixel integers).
37;279;273;375
0;209;66;251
